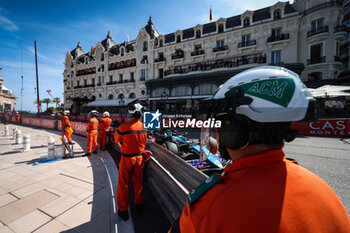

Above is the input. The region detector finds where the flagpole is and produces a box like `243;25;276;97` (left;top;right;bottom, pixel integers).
34;40;40;114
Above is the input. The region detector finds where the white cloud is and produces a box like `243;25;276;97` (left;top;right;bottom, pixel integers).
0;14;18;31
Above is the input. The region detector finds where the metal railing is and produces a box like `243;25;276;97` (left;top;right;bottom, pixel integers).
154;57;166;63
267;33;290;43
307;26;329;37
238;40;257;48
334;25;347;33
302;1;342;16
191;50;205;56
212;45;228;52
307;56;326;65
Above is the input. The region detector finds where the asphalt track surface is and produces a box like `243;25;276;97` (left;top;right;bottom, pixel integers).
176;129;350;215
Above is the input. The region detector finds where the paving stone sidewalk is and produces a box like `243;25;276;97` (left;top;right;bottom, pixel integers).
0;124;134;233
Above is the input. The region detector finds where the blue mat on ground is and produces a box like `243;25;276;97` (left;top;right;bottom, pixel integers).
34;158;62;165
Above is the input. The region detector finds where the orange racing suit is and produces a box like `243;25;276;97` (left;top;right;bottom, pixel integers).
99;117;112;150
15;113;20;123
114;118;147;212
169;149;350;233
61;115;72;143
86;117;98;153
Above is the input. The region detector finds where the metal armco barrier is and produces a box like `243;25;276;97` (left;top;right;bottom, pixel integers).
16;130;22;144
23;134;30;152
145;141;207;223
110;140;207;224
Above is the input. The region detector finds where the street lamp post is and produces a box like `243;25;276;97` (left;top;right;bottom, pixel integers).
119;99;125;118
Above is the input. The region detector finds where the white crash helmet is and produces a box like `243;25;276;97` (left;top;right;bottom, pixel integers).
209;66;316;122
103;111;110;117
128;103;144;114
63;110;70;116
89;110;99;118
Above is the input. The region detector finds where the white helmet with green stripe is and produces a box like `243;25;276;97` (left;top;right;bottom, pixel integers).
210;66;316;122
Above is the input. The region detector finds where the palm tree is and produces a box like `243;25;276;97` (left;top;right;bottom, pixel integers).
53;97;61;108
41;98;51;111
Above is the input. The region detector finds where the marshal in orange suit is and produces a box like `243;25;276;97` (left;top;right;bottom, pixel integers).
114;103;147;221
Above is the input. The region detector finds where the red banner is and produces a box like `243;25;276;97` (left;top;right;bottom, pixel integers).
291;119;350;136
41;119;55;129
70;122;88;137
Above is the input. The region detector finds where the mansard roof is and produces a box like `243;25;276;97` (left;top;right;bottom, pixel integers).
144;16;159;39
285;3;297;14
70;41;86;59
252;7;271;22
100;31;116;50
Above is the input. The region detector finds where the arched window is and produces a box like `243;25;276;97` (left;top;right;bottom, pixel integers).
218;24;224;33
129;93;136;99
91;95;96;101
108;94;114;100
244;17;250;27
118;93;125;99
196;30;201;38
176;35;181;43
101;53;104;61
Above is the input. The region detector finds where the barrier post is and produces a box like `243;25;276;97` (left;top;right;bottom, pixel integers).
16;130;22;144
5;125;9;136
12;127;17;140
48;136;55;158
22;134;31;152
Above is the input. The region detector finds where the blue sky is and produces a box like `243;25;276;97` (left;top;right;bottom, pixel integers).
0;0;281;112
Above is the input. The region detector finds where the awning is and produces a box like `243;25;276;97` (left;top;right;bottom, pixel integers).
308;85;350;98
86;98;136;107
64;103;72;109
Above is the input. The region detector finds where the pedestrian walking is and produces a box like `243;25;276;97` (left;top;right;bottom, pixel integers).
98;111;112;150
114;103;147;221
169;66;350;233
84;110;99;156
61;110;74;145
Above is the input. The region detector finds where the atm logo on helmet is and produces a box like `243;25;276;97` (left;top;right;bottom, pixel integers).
236;78;295;107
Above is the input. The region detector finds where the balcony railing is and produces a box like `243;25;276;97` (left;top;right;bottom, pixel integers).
334;56;341;62
67;87;71;90
154;57;166;63
108;63;136;71
267;33;290;43
307;56;326;65
76;70;96;77
172;52;184;60
191;49;205;56
334;25;346;33
307;26;329;37
303;1;342;16
164;55;267;77
97;83;102;86
212;45;228;52
238;40;256;48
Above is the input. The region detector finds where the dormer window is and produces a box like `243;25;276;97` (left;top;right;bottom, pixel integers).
244;17;250;27
176;35;181;43
101;53;104;61
218;24;224;33
143;41;148;51
159;39;163;47
273;10;281;20
154;38;158;47
85;57;88;64
121;48;124;56
196;30;201;38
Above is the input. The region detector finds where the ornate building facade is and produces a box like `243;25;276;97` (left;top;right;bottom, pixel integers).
63;0;346;114
0;69;16;112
